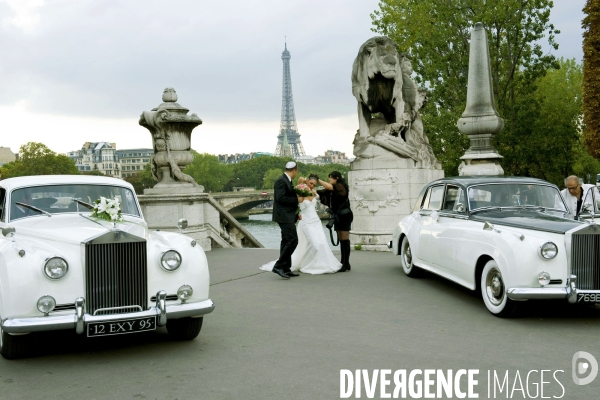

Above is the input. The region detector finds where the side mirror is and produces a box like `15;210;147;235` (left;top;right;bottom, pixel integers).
455;203;465;213
177;218;188;233
2;226;15;238
583;203;593;213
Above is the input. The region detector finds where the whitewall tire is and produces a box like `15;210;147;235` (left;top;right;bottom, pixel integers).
400;236;420;277
480;260;517;317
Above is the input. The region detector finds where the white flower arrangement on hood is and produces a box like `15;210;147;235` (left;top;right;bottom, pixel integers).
92;196;123;222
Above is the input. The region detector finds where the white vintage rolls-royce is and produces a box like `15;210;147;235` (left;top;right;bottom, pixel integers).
0;175;214;359
390;176;600;317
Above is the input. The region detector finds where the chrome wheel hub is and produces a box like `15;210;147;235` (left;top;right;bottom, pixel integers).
486;268;505;306
403;242;412;268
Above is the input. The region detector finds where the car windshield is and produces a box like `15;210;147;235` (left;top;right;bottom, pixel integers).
467;183;567;212
10;184;140;221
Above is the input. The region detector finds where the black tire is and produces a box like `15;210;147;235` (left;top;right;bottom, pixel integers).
166;317;203;341
400;236;420;277
0;323;29;360
480;260;518;317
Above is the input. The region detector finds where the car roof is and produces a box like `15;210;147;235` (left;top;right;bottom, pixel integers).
0;175;135;192
429;176;557;187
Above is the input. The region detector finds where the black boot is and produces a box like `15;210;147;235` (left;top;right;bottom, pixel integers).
343;240;351;271
339;240;351;272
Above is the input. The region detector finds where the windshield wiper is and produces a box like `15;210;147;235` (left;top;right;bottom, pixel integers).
15;202;51;217
470;206;502;214
514;205;546;211
72;198;94;210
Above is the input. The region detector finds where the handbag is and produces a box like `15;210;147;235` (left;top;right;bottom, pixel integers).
325;198;349;246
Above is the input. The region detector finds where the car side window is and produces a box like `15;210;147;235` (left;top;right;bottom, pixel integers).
442;186;465;212
582;186;600;213
422;185;444;210
0;188;5;222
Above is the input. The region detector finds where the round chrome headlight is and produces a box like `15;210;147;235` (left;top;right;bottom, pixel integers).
177;285;193;302
538;271;551;286
44;257;69;280
161;250;182;271
540;242;558;259
37;295;56;314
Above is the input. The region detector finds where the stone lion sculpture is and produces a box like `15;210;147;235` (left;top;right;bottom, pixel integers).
351;36;437;166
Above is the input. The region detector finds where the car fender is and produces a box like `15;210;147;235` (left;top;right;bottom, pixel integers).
491;228;567;289
0;235;84;320
396;212;421;257
147;231;210;303
455;225;566;290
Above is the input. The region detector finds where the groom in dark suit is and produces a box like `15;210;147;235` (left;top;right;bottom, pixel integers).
271;161;301;279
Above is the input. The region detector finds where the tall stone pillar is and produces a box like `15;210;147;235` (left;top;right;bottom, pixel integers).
457;23;504;175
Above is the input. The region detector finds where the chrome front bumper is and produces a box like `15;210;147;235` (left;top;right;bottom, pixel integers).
2;291;215;334
507;275;599;303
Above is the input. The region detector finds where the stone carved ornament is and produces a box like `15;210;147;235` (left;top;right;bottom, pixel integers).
351;36;438;167
220;218;242;248
139;88;202;187
351;172;403;213
139;111;200;186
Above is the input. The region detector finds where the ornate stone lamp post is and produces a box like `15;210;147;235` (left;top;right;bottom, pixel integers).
457;23;504;176
139;88;204;193
136;88;263;251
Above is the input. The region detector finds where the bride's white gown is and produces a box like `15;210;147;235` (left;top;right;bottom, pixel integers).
261;196;342;274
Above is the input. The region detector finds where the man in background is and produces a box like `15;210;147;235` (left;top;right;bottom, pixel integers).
561;175;596;218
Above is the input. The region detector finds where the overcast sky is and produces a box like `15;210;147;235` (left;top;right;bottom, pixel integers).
0;0;587;158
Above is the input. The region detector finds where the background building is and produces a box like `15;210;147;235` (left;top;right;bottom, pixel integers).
323;150;351;165
116;148;153;178
0;146;16;167
295;155;317;165
311;150;352;166
68;142;153;178
68;142;119;176
218;153;255;164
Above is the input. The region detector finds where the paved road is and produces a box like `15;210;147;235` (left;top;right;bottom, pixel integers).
1;249;599;399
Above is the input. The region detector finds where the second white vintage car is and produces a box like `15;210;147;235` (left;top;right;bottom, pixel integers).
0;175;214;359
390;176;600;317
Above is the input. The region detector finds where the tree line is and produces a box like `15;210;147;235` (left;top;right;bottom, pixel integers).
0;143;349;194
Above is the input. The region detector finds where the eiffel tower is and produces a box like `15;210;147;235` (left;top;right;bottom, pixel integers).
275;41;305;158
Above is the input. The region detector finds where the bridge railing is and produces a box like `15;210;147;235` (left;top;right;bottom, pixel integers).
138;192;263;250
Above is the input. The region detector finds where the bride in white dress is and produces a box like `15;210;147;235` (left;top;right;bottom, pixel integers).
261;174;342;274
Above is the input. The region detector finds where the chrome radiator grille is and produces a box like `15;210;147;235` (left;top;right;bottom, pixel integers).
85;241;148;315
571;227;600;290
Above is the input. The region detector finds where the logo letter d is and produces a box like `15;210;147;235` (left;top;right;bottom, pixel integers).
340;370;353;398
572;351;598;385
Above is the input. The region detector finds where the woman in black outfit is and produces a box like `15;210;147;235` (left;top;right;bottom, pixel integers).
318;171;353;272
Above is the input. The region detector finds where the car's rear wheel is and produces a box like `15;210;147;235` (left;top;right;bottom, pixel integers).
400;236;420;277
0;318;29;359
166;317;203;340
480;260;517;317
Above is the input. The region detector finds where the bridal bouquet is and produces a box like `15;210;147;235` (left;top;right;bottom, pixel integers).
91;196;123;222
294;183;312;197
